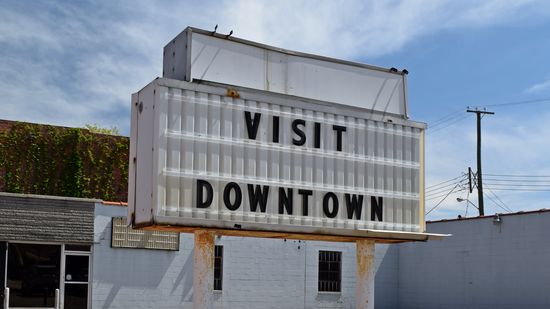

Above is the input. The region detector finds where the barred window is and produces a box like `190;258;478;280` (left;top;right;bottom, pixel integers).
214;245;223;291
318;250;341;292
111;217;179;251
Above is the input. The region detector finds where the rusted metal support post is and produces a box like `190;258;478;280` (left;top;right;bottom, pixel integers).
356;239;375;309
193;229;215;309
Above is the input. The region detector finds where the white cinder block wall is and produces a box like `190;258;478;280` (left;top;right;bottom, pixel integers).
93;203;398;309
397;211;550;309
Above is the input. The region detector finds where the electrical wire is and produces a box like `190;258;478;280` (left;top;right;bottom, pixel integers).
484;173;550;178
483;178;550;183
485;194;512;213
428;115;470;135
426;175;465;190
484;184;513;213
426;183;461;215
427;183;464;196
483;97;550;108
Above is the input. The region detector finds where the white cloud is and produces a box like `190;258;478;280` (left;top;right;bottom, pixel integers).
526;79;550;94
1;0;548;133
220;0;549;59
1;1;550;219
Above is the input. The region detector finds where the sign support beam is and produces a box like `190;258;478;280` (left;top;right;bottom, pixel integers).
355;239;375;309
193;229;215;309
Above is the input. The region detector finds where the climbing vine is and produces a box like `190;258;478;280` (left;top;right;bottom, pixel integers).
0;121;129;201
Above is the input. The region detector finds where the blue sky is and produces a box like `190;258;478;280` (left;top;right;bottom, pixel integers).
2;0;550;219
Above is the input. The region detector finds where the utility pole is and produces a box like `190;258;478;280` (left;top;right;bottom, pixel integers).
467;108;494;216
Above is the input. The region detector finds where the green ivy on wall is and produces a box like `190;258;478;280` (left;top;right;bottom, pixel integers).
0;122;129;201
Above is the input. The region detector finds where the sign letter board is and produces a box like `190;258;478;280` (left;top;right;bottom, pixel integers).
129;79;426;240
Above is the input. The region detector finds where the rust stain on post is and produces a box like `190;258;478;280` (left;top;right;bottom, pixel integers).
193;229;215;309
356;239;375;309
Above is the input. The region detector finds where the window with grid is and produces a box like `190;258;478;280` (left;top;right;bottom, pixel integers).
318;250;341;292
214;245;223;291
111;217;179;251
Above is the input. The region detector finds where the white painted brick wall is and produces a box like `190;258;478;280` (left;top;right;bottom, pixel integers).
397;212;550;309
93;203;398;309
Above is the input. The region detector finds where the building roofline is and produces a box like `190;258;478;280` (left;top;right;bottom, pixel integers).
0;191;101;203
427;208;550;223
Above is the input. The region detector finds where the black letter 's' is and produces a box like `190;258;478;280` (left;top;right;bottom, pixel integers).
196;179;213;208
245;111;261;140
292;119;306;146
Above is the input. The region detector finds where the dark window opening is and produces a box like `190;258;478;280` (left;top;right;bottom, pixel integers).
65;245;91;252
7;243;61;307
214;245;223;291
318;250;341;292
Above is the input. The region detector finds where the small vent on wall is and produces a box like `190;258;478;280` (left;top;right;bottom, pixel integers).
111;217;179;251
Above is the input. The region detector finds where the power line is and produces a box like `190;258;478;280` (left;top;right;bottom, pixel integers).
483;97;550;108
483;178;550;183
485;183;550;188
430;112;463;127
427;175;465;189
428;115;470;135
485;194;512;213
426;181;465;195
484;184;513;213
426;183;462;215
483;188;550;192
484;173;550;178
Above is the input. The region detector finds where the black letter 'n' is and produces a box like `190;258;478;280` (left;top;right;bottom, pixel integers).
371;196;383;221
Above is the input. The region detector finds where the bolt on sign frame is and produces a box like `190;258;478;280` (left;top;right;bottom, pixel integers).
128;78;443;243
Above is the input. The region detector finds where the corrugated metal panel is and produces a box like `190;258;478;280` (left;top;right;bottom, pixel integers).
130;79;424;236
111;217;179;250
163;27;409;117
0;193;95;244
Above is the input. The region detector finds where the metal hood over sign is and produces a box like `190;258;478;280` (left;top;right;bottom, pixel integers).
163;27;410;118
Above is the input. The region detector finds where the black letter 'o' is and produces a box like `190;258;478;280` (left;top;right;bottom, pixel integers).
223;182;242;211
323;192;339;218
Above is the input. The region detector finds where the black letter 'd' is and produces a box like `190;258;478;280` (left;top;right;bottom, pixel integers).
196;179;213;208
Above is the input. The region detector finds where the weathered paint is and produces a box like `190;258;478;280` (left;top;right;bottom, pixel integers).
356;239;375;309
193;229;215;309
